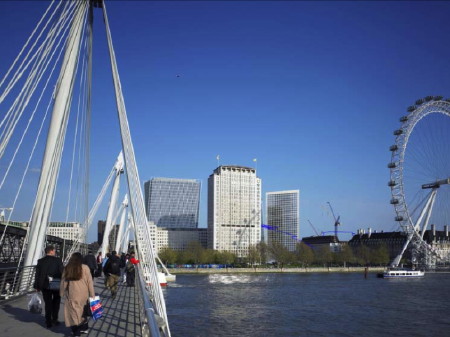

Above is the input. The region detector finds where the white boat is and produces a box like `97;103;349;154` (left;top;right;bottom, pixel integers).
156;255;176;282
158;272;168;287
165;273;176;282
380;269;425;278
144;271;168;286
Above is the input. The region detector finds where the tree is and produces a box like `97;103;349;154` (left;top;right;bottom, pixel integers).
247;245;260;270
214;250;236;271
295;242;314;267
355;244;371;266
269;241;294;270
185;241;207;267
334;245;354;267
314;245;332;267
158;247;177;266
256;242;268;264
371;244;390;266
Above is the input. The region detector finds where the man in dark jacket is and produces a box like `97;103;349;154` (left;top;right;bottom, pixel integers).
34;245;63;328
83;251;97;279
103;251;121;298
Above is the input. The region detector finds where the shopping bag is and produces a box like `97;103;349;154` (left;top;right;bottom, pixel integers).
89;296;103;321
28;293;42;314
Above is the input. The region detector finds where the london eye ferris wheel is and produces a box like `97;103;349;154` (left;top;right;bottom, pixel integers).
388;96;450;268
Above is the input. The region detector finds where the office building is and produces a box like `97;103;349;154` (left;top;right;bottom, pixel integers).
46;222;84;242
155;227;208;254
208;165;261;257
266;190;300;252
144;177;201;228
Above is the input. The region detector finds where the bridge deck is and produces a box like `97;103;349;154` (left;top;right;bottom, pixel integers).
0;277;142;337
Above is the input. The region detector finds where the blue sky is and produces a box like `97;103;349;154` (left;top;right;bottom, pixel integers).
0;1;450;242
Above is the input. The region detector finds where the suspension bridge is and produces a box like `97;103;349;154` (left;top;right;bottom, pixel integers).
0;1;170;336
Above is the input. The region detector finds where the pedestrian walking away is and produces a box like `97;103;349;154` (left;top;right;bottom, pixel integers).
126;252;139;287
96;252;103;277
119;252;127;284
102;253;111;286
61;252;95;337
103;251;121;298
83;250;97;279
34;245;63;328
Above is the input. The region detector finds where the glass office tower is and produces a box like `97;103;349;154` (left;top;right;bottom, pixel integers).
144;177;201;228
266;190;300;251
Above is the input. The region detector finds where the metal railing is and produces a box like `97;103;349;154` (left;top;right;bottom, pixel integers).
135;265;169;337
0;265;36;300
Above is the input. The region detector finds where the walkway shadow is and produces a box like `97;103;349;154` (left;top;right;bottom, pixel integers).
1;297;68;336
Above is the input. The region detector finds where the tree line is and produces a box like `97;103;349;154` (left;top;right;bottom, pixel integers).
158;241;391;268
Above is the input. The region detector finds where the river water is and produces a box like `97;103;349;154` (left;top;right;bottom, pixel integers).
164;272;450;337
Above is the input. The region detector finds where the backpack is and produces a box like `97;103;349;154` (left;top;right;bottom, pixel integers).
109;258;120;274
126;261;135;272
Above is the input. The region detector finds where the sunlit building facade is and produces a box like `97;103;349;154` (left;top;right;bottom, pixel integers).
46;222;84;242
208;165;261;257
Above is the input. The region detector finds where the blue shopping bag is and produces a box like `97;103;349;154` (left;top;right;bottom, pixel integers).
89;296;103;321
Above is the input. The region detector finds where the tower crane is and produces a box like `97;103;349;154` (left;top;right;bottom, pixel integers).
307;219;320;236
326;202;340;240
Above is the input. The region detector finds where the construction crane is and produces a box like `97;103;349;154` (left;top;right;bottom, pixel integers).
326;202;340;240
307;219;320;236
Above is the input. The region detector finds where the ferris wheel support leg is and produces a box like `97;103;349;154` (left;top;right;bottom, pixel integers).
420;190;437;239
391;190;437;268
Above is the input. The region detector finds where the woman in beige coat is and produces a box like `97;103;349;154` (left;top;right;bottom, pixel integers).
60;252;95;336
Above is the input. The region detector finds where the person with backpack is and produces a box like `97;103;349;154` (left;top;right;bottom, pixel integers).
119;253;127;284
103;251;120;298
126;252;139;287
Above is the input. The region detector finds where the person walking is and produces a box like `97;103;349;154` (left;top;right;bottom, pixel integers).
102;253;110;286
119;252;127;284
34;245;63;328
96;252;103;277
82;251;97;279
126;252;139;287
103;251;120;298
60;252;95;337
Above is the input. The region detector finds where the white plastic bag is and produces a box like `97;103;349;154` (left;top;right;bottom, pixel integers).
28;293;42;314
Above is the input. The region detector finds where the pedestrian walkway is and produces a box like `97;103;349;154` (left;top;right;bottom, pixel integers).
0;277;142;337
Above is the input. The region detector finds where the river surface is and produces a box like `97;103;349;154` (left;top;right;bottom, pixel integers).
164;272;450;337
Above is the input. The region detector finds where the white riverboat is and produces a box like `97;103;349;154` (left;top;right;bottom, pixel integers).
380;269;425;278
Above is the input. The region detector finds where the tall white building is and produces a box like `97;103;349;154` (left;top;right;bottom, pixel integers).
266;190;300;251
208;165;261;257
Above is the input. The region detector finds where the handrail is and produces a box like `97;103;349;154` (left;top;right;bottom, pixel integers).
135;264;167;337
0;265;36;300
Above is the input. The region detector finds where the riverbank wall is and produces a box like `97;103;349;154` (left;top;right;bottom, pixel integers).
168;266;385;274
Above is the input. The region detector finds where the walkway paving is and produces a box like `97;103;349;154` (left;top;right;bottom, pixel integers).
0;276;142;337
